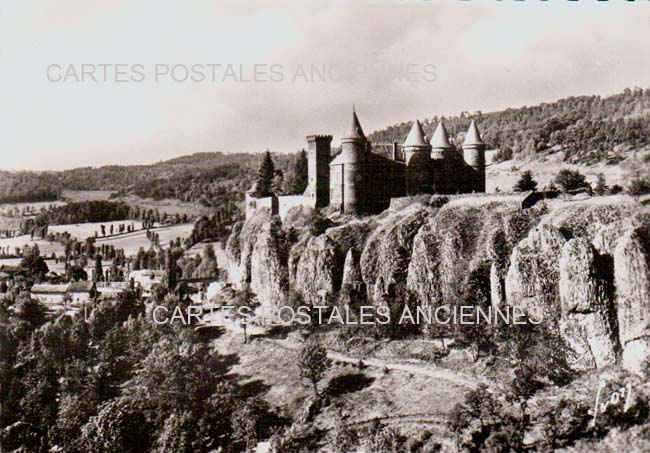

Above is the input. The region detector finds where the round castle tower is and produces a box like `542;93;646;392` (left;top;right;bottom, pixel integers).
462;120;486;192
339;108;367;214
430;121;453;193
403;119;433;195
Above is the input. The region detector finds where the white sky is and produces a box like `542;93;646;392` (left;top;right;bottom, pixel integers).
1;0;649;171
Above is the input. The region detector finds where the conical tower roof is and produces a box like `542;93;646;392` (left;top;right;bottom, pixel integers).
345;107;366;140
430;121;451;148
463;120;484;147
403;120;429;147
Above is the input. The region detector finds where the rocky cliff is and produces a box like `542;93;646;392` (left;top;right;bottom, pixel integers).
225;195;650;372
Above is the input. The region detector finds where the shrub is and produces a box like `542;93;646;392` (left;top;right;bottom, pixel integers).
554;169;590;192
628;178;650;197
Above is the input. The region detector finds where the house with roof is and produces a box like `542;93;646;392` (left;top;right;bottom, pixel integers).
95;281;130;300
128;269;166;295
67;281;95;304
30;283;70;304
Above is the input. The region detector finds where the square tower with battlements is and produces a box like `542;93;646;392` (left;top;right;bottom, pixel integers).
306;134;333;208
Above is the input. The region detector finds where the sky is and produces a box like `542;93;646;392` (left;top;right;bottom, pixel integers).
1;0;649;171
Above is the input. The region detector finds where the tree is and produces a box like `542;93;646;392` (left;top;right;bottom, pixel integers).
289;149;309;194
193;244;219;279
14;294;47;331
19;244;48;280
297;341;331;396
231;286;260;343
594;173;608;195
81;398;150;453
513;170;538;192
68;264;88;282
231;398;271;453
94;255;103;282
554;169;590;192
255;150;276;198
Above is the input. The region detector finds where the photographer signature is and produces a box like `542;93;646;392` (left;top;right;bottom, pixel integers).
588;381;633;427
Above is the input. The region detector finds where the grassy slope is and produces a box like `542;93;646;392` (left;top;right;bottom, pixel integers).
485;148;648;193
212;330;469;448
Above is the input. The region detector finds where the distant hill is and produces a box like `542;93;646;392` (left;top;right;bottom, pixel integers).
0;152;297;206
368;87;650;166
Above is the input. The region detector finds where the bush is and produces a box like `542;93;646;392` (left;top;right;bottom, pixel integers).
308;213;333;237
493;147;514;163
554;169;591;192
628;178;650;197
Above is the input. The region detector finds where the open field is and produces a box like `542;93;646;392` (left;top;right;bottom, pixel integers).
60;190;114;202
61;190;217;218
94;222;195;255
48;220;146;239
0;235;66;257
0;222;194;258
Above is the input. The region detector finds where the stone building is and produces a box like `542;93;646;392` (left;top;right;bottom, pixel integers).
246;109;487;218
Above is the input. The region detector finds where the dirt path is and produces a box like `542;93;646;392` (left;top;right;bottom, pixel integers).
272;338;480;390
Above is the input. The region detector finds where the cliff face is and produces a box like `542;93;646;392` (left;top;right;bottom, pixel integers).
615;225;650;373
225;196;650;372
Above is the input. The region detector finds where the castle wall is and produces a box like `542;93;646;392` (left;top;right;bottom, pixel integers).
330;164;344;211
405;151;432;196
278;195;311;219
245;194;278;219
246;194;314;221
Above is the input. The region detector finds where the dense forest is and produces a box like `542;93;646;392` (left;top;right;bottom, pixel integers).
368;87;650;165
0;172;61;204
37;201;132;225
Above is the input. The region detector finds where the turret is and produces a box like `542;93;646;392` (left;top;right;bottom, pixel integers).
429;121;454;194
462;120;486;192
403;120;433;195
306;135;333;208
430;121;452;160
339;108;367;214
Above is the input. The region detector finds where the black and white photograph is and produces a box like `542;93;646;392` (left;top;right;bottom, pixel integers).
1;1;650;451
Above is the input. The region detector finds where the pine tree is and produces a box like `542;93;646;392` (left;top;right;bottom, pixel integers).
255;150;275;197
94;255;103;282
594;173;608;195
513;171;538;192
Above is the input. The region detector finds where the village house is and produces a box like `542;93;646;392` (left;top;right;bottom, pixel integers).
30;283;71;304
67;281;95;303
95;281;130;300
128;269;166;295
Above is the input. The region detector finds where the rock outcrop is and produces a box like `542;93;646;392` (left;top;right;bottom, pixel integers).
558;237;618;370
227;195;650;373
615;226;650;373
361;205;433;301
291;233;342;305
250;217;289;306
505;224;566;323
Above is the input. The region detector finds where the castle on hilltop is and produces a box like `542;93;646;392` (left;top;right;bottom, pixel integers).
246;109;487;219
